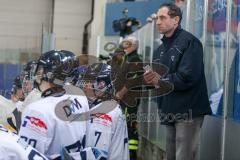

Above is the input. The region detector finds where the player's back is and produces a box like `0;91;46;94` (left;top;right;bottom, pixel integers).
19;93;89;159
0;124;48;160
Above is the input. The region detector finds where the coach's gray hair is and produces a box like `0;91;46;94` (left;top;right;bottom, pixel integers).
123;36;139;48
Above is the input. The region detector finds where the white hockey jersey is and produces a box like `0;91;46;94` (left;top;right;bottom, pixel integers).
85;102;129;160
0;124;48;160
0;95;15;125
18;93;89;159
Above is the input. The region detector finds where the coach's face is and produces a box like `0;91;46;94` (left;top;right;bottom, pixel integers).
156;6;179;37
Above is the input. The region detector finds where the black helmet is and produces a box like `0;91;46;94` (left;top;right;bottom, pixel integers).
11;75;23;95
34;50;77;86
12;75;22;89
22;60;37;80
21;60;37;95
75;63;113;99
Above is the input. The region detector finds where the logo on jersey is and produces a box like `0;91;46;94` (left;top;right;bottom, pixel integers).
92;113;112;122
91;113;112;126
22;116;47;131
58;98;83;117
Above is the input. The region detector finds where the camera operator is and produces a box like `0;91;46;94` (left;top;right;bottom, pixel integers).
112;8;141;37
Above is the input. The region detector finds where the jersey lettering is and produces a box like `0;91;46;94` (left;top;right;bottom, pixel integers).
20;136;37;148
63;98;82;117
28;150;48;160
94;131;102;147
65;135;85;153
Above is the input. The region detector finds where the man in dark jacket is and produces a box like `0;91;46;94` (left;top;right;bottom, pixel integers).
144;3;212;160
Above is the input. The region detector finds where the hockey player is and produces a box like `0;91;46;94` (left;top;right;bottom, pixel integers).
5;75;24;132
11;75;25;104
0;75;25;132
18;50;90;159
73;63;129;160
20;60;42;113
6;61;41;132
0;124;48;160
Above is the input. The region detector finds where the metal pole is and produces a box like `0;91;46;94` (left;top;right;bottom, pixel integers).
51;0;55;33
185;0;191;31
221;0;232;160
41;23;44;54
202;0;209;52
150;22;155;64
96;36;101;58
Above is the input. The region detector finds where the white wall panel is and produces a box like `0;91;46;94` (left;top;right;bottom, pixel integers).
53;0;92;55
0;0;92;63
89;0;108;55
0;0;52;50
